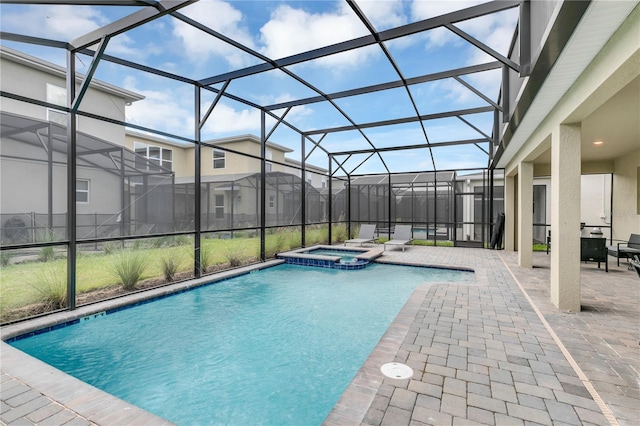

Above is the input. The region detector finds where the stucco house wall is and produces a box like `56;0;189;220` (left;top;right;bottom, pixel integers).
0;47;142;143
613;149;640;241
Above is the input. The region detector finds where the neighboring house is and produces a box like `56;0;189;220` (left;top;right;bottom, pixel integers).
0;46;175;243
1;46;328;240
124;131;330;229
0;46;143;144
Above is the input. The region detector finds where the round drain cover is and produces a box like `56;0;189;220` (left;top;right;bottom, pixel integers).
380;362;413;380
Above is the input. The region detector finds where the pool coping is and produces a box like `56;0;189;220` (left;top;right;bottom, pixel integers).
321;256;477;425
323;282;435;425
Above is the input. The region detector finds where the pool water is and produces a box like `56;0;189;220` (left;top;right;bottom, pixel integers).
11;263;472;425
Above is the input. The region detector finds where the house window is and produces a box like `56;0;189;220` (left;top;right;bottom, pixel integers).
46;83;67;126
134;142;173;171
265;149;272;172
213;149;226;169
76;179;89;203
214;194;225;219
269;195;275;208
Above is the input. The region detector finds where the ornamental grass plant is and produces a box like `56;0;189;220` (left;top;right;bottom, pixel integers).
108;249;149;291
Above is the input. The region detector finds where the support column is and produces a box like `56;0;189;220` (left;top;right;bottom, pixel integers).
518;161;533;268
551;123;581;311
504;174;515;251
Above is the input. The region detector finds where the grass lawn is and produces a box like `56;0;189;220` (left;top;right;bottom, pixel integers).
0;226;335;321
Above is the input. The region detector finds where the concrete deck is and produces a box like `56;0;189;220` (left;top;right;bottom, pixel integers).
2;247;638;425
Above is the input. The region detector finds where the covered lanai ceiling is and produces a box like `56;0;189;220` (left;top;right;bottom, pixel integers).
0;0;524;176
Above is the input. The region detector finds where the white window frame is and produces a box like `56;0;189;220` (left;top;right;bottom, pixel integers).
134;141;173;171
213;149;226;169
269;194;275;209
265;149;273;172
76;179;90;204
214;194;225;219
46;83;68;126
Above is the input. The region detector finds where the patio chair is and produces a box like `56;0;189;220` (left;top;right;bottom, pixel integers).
580;237;608;272
344;224;378;246
383;225;414;252
607;233;640;269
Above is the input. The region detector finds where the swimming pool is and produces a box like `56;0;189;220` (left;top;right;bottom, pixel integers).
10;263;472;425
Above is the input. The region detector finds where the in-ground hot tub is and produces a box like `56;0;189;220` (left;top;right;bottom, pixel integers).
277;245;383;269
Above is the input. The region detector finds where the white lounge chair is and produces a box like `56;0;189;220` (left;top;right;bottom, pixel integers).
384;225;413;252
344;224;377;246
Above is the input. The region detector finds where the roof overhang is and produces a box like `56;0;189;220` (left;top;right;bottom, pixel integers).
494;1;639;169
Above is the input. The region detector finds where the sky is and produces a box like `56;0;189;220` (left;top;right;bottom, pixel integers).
0;0;519;175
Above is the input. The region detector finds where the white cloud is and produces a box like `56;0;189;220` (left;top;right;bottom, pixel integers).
411;1;489;48
202;103;262;134
123;74;264;136
410;0;516;55
410;1;517;105
258;4;374;69
433;67;501;106
123;76;193;137
1;5;105;40
106;33;142;57
1;5;151;61
172;0;256;69
256;93;314;121
353;0;407;30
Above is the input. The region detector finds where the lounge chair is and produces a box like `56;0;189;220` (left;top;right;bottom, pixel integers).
384;225;414;252
344;224;377;246
607;233;640;269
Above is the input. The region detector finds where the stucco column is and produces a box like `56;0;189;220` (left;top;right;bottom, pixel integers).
504;174;515;251
551;123;581;311
518;161;534;267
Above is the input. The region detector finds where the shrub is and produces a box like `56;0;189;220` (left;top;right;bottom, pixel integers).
332;224;347;243
0;252;10;267
305;229;318;245
29;267;66;311
39;245;55;262
160;255;180;282
152;236;171;248
173;235;191;246
265;231;288;258
38;230;58;262
199;244;212;273
103;241;117;255
223;245;247;267
108;250;149;291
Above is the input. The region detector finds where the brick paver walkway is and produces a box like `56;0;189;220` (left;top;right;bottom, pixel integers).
326;246;639;426
2;248;638;425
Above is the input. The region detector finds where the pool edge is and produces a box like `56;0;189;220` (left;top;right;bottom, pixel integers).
1;341;174;425
1;259;284;341
322;283;434;426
